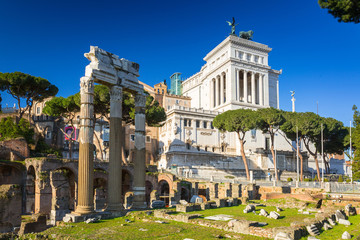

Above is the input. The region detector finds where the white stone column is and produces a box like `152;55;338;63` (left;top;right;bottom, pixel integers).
107;85;123;212
210;79;214;108
238;70;241;101
133;94;147;208
264;74;269;106
259;74;264;106
243;71;248;103
251;72;256;104
220;74;224;105
76;76;94;215
215;77;219;107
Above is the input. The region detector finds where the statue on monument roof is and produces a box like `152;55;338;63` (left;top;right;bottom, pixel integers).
239;30;254;40
226;17;238;35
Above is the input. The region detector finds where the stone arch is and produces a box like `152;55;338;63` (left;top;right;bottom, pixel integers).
180;186;190;202
26;165;36;213
158;180;170;206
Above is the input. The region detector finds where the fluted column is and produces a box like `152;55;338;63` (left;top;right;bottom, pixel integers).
210;79;214;108
259;74;263;106
107;85;123;211
133;94;147;208
220;74;224;105
237;70;241;101
243;71;248;103
215;77;219;107
251;72;256;104
76;76;94;215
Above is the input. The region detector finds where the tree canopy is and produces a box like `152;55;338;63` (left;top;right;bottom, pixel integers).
319;0;360;23
0;117;34;144
352;105;360;180
213;109;257;180
0;72;58;120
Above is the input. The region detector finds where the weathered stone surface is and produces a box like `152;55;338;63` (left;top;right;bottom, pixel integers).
151;200;165;209
274;232;293;240
243;204;255;213
269;211;280;219
85;217;99;224
179;200;188;205
338;219;351;226
18;215;47;235
277;207;284;212
335;210;346;221
200;202;210;210
328;218;336;226
342;231;351;239
176;204;193;213
323;222;333;230
306;224;320;236
0;184;22;232
344;204;357;216
259;209;269;217
233;220;258;234
214;198;226;208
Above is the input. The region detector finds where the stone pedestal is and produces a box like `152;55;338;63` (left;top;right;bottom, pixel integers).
75;76;94;215
132;94;147;209
107;86;123;212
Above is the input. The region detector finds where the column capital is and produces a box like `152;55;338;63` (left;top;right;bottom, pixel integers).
80;77;94;94
110;85;123;102
135;94;146;108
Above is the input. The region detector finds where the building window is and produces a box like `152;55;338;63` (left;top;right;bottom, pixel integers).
254;56;259;63
146;136;151;143
212;147;215;152
210;122;214;129
221;145;225;152
188;120;191;127
239;51;243;60
203;121;207;128
36;107;41;115
246;54;251;61
184;119;188;127
176;100;179;104
265;137;270;150
196;120;200;128
162;89;164;94
251;129;256;139
186;143;191;150
130;134;135;142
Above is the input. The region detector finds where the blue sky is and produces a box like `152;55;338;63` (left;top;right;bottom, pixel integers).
0;0;359;126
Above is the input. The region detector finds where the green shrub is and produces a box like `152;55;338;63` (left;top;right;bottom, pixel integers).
324;178;329;182
338;175;344;182
0;117;34;143
287;177;293;182
304;178;311;182
34;137;62;157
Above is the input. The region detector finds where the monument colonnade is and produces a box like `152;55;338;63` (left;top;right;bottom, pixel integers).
234;69;266;106
75;46;147;215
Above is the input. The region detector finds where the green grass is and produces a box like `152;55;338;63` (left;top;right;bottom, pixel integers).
299;214;360;240
187;204;315;228
19;212;269;240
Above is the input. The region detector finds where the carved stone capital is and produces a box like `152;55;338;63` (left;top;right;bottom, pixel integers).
110;85;123;102
80;77;94;94
135;94;146;108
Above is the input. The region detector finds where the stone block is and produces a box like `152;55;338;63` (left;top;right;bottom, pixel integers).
323;222;333;230
269;211;280;219
342;231;351;239
335;210;346;221
193;204;201;211
200;202;210;210
214;198;226;208
344;204;357;216
176;204;193;213
274;232;293;240
259;209;269;217
150;200;165;209
233;220;257;234
338;219;351;226
306;224;320;236
243;204;255;213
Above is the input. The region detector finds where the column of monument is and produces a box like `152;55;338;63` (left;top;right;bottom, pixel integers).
214;78;219;107
75;76;94;215
107;85;123;211
219;74;224;105
259;74;263;106
243;71;248;103
132;94;147;208
251;72;256;104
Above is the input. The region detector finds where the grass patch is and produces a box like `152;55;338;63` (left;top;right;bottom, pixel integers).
20;214;269;240
187;205;315;228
